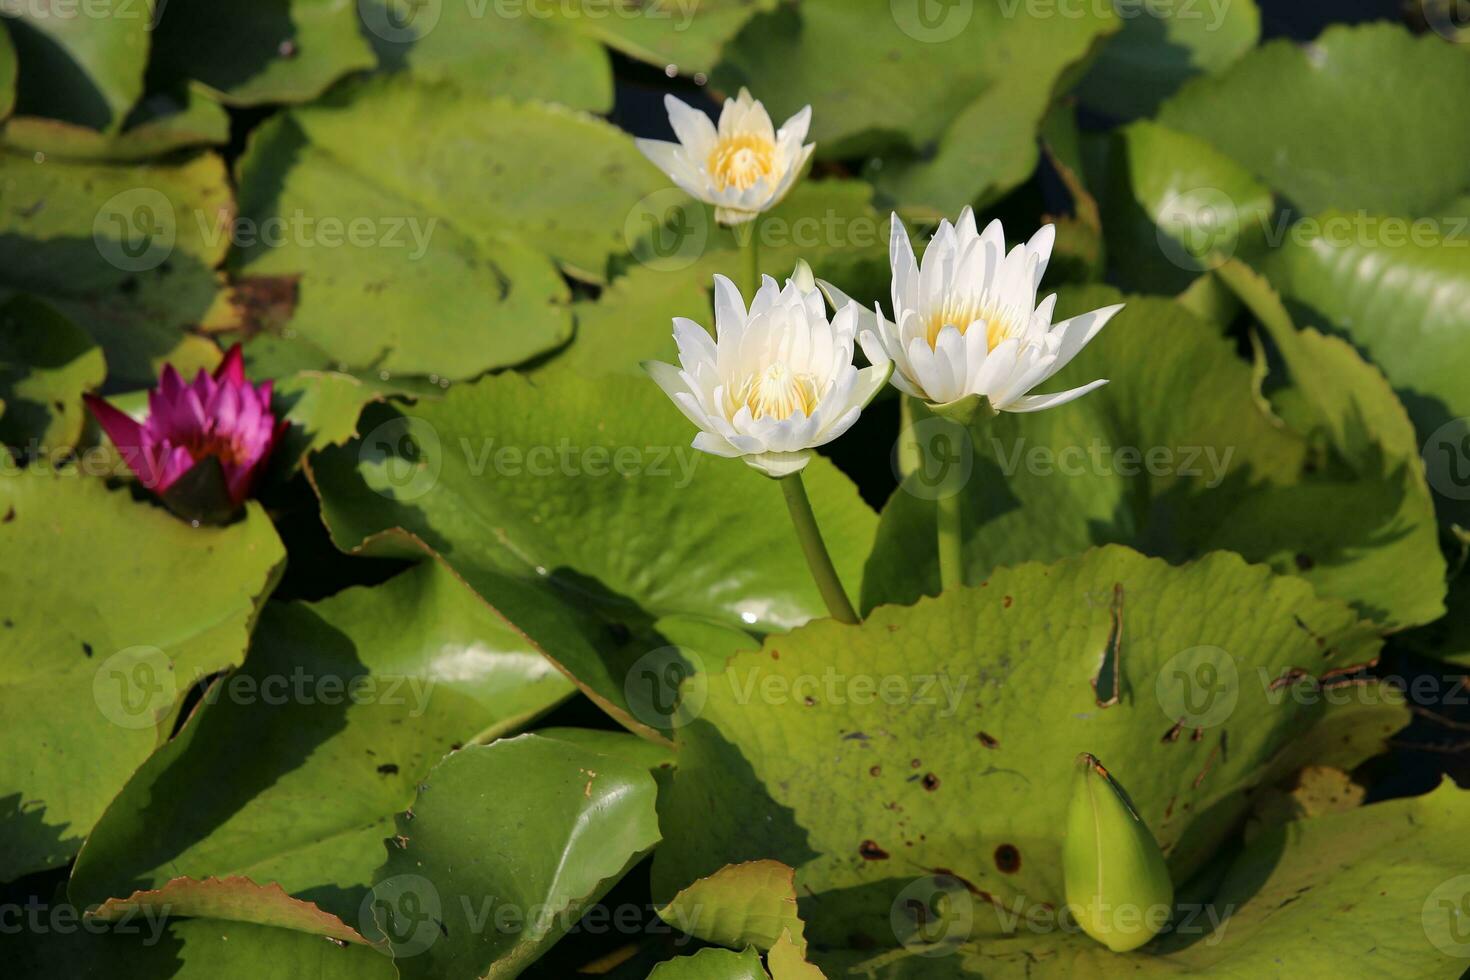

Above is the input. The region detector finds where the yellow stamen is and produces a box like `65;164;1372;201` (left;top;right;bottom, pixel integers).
734;362;819;420
708;133;777;192
923;293;1026;351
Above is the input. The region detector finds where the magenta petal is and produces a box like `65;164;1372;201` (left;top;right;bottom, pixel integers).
215;344;247;386
154;444;198;493
84;395;143;456
158;365;186;402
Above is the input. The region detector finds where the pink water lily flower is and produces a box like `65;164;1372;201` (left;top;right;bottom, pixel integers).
85;345;283;512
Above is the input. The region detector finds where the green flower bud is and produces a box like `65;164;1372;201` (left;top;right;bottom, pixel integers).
1063;753;1174;953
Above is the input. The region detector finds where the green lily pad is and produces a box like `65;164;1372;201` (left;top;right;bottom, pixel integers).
3;84;230;162
545;180;890;381
4;0;151;131
1212;260;1422;472
649;947;771;980
870;6;1117;217
228;74;678;378
716;0;1102;158
714;0;1114;215
308;370;876;738
540;0;778;76
653;546;1402;950
1157;23;1470;216
68;560;574;920
369;733;662;977
86;876;370;944
862;289;1446;630
1103;120;1274;293
0;23;15;121
819;783;1470;977
230;110;571;381
16;917;395;979
0;469;284;881
285;76;669;281
658;861;808;952
0;295;105;451
359;0;613;110
147;0;376;106
1261;209;1470;525
1077;0;1259;120
0;147;234;389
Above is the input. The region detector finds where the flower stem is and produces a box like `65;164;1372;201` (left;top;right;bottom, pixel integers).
780;472;859;625
742;217;761;296
936;477;965;592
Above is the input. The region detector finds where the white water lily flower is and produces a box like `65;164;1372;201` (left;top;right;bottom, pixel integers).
636;88;816;227
823;209;1124;413
644;269;890;478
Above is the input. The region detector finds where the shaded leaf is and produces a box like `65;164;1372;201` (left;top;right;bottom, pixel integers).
0;148;234;389
87;876;370;945
308;370;875;737
359;0;613;110
864;289;1446;630
0;469;284;880
148;0;376;106
69;561;574;920
2;84;230;162
370;733;661;978
1157;23;1470;216
5;0;152;131
654;547;1397;950
1077;0;1259;120
0;294;105;450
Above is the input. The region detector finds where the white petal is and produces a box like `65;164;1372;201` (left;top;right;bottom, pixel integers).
744;451;812;479
890;213;920;315
1027;224;1056;291
1003;379;1109;414
692;430;743;458
645;360;711;431
664;94;717;153
972;336;1020;398
817;279;882;339
1049;303;1124;374
712;275;748;343
777;104;813;147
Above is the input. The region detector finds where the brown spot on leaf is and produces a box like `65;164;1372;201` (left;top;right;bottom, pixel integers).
859;840;889;861
994;844;1021;874
977;731;999;749
377;763;399;775
225;276;300;336
922;773;940;791
869;765;881;777
1002;595;1013;608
